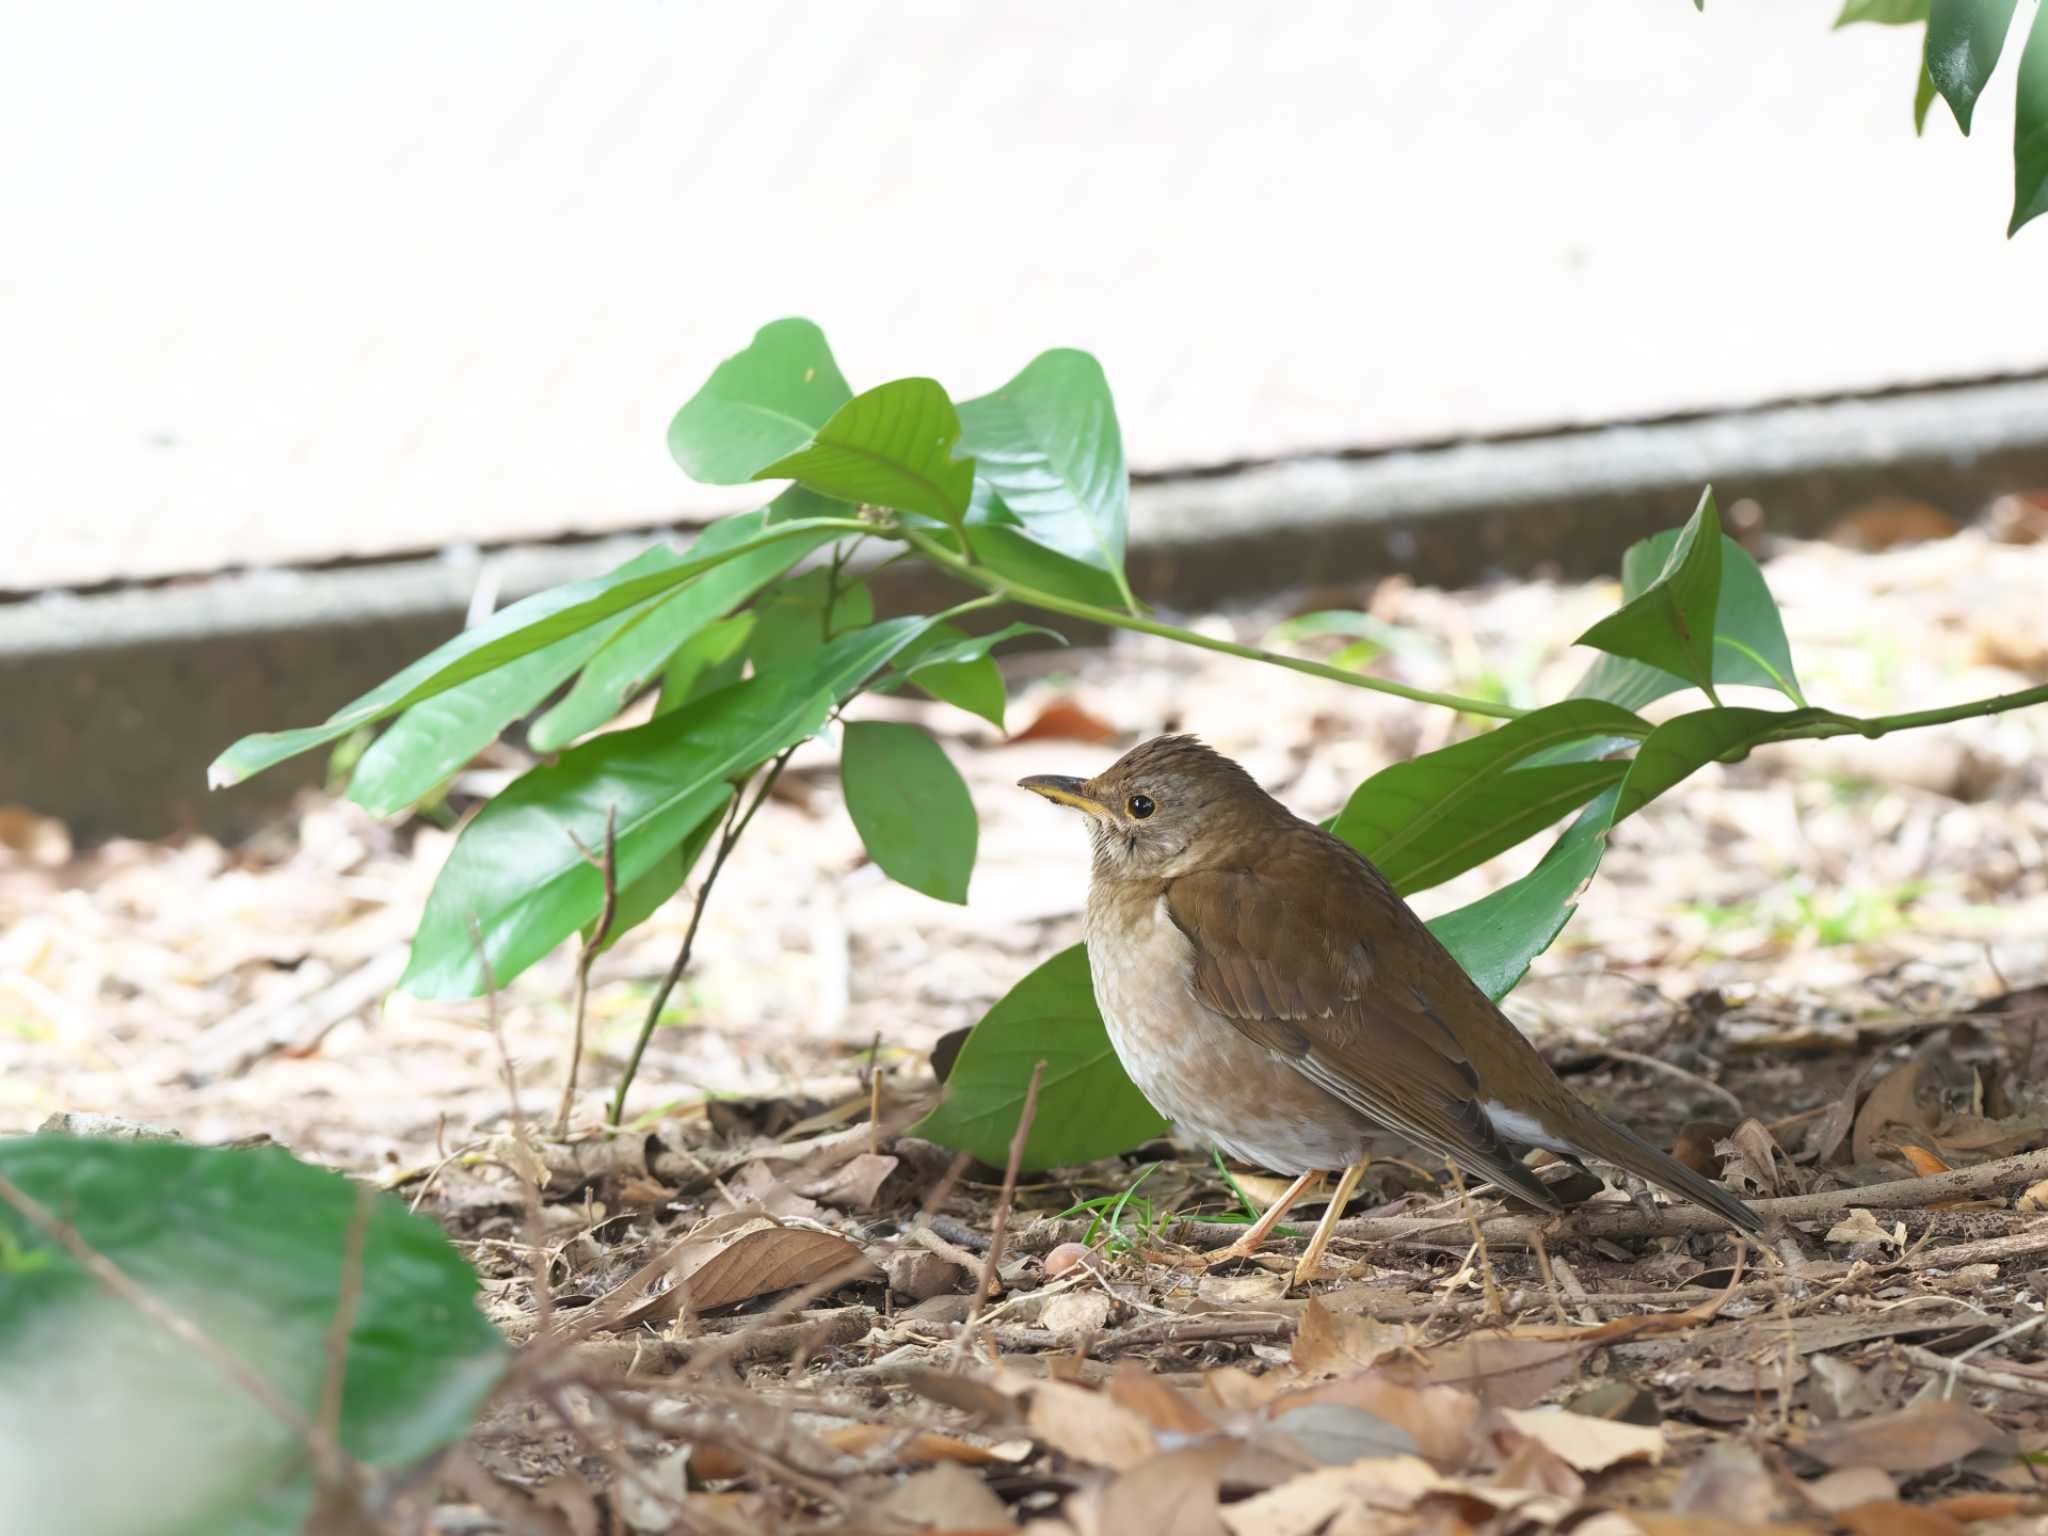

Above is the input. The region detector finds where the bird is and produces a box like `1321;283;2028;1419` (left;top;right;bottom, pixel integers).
1021;734;1762;1286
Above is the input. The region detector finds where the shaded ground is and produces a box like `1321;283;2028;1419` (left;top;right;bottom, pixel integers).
7;523;2048;1531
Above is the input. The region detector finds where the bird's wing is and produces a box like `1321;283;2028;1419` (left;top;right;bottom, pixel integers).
1163;829;1561;1210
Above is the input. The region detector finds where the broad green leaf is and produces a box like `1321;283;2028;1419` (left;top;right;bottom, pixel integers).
1917;55;1941;132
1571;522;1802;710
584;800;727;956
968;523;1133;610
0;1136;506;1536
2012;1;2048;233
748;569;873;673
756;379;975;526
765;482;859;524
1328;700;1647;895
1426;786;1620;1001
208;517;859;788
1834;0;1927;23
1573;488;1725;698
403;617;938;997
889;621;1064;730
840;722;978;904
654;613;753;717
1928;0;2019;133
908;944;1169;1170
666;318;852;484
1616;706;1848;822
956;349;1136;608
529;515;840;753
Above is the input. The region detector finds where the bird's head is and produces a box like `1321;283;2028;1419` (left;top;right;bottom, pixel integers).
1019;734;1275;880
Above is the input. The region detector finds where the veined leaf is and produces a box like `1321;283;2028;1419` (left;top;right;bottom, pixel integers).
840;722;978;904
1574;488;1724;697
1928;0;2019;134
667;318;852;484
2011;0;2048;233
756;379;975;526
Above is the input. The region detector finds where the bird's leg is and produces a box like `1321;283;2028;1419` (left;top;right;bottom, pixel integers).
1165;1169;1319;1269
1292;1158;1369;1287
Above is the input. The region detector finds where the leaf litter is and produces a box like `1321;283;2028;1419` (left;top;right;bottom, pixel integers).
5;525;2048;1529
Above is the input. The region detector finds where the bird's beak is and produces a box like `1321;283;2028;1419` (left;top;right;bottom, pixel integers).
1019;774;1109;817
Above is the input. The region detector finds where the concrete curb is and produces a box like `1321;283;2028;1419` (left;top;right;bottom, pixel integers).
10;376;2048;841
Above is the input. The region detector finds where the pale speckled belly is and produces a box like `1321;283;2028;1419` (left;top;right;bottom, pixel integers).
1085;892;1373;1174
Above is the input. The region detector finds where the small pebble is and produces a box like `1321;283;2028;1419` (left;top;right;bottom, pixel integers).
1043;1242;1093;1277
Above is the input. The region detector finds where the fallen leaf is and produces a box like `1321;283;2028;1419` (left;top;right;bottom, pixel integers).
1854;1056;1931;1167
690;1424;1010;1482
1027;1380;1160;1471
715;1161;821;1220
1899;1145;1951;1176
1290;1298;1409;1376
1802;1467;1899;1514
1072;1442;1233;1536
1383;1329;1581;1408
604;1219;878;1326
2017;1176;2048;1214
1716;1117;1790;1198
1674;1443;1782;1522
1262;1401;1419;1466
1826;1209;1904;1249
1929;1492;2032;1521
1270;1375;1481;1465
1834;1500;1967;1536
1196;1269;1291;1307
1489;1430;1585;1500
1107;1362;1217;1436
795;1151;899;1210
1494;1406;1664;1471
1010;698;1116;744
1216;1456;1450;1536
1039;1291;1113;1340
868;1462;1015;1532
1201;1364;1295;1415
906;1368;1032;1424
1803;1400;2015;1474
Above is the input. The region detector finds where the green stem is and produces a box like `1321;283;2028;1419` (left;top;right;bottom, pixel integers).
1759;683;2048;744
900;528;1524;721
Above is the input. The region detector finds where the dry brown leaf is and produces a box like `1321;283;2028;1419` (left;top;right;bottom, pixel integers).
1201;1364;1296;1414
1382;1329;1581;1408
1854;1056;1932;1166
1072;1442;1233;1536
690;1424;1010;1482
1802;1399;2016;1474
1825;1209;1904;1249
1833;1501;1967;1536
1039;1291;1113;1340
1195;1269;1290;1307
1898;1145;1951;1176
906;1368;1033;1423
1802;1467;1899;1514
716;1160;822;1220
1494;1406;1664;1471
1488;1430;1586;1501
1927;1492;2034;1521
1009;698;1117;744
1027;1380;1160;1471
1290;1298;1409;1376
1216;1456;1452;1536
1928;1110;2048;1162
1716;1117;1790;1197
1674;1443;1783;1522
2016;1176;2048;1213
0;806;71;867
867;1462;1016;1532
1270;1375;1481;1465
1107;1361;1217;1436
795;1150;899;1209
605;1218;878;1326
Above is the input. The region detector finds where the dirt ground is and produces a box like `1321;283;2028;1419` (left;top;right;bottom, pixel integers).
7;519;2048;1532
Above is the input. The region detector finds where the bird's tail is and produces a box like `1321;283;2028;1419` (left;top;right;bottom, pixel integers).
1568;1109;1764;1235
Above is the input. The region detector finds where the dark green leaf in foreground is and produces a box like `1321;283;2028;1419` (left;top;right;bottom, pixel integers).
840;722;978;904
1834;0;1927;24
403;617;938;997
889;621;1064;730
956;349;1137;609
2012;0;2048;233
1574;488;1724;698
908;944;1169;1170
1572;520;1803;711
1328;699;1646;895
528;514;839;753
747;568;874;674
756;379;975;526
967;522;1134;610
1927;0;2019;134
208;516;859;788
667;317;853;484
0;1136;505;1536
1616;706;1848;822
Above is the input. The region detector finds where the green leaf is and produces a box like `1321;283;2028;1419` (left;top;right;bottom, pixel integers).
956;349;1136;608
756;379;975;526
208;518;859;789
1426;786;1620;1002
840;722;978;904
908;945;1170;1170
1917;55;1941;132
654;613;754;717
0;1136;505;1536
968;522;1133;610
585;807;724;956
890;621;1064;730
1571;522;1802;711
1573;488;1725;698
529;515;839;753
1834;0;1927;24
1616;706;1849;822
747;569;873;673
1327;700;1648;895
667;318;852;484
1928;0;2019;133
403;617;938;997
2012;0;2048;232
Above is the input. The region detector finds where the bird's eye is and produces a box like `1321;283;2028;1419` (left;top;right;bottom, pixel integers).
1127;794;1156;819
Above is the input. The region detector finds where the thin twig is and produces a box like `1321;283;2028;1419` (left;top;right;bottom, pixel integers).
1446;1160;1504;1321
1593;1047;1745;1118
1898;1344;2048;1400
557;806;618;1136
315;1182;375;1484
969;1061;1046;1328
470;914;555;1338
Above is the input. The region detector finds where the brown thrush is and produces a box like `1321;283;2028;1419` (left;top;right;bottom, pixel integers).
1022;734;1761;1285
